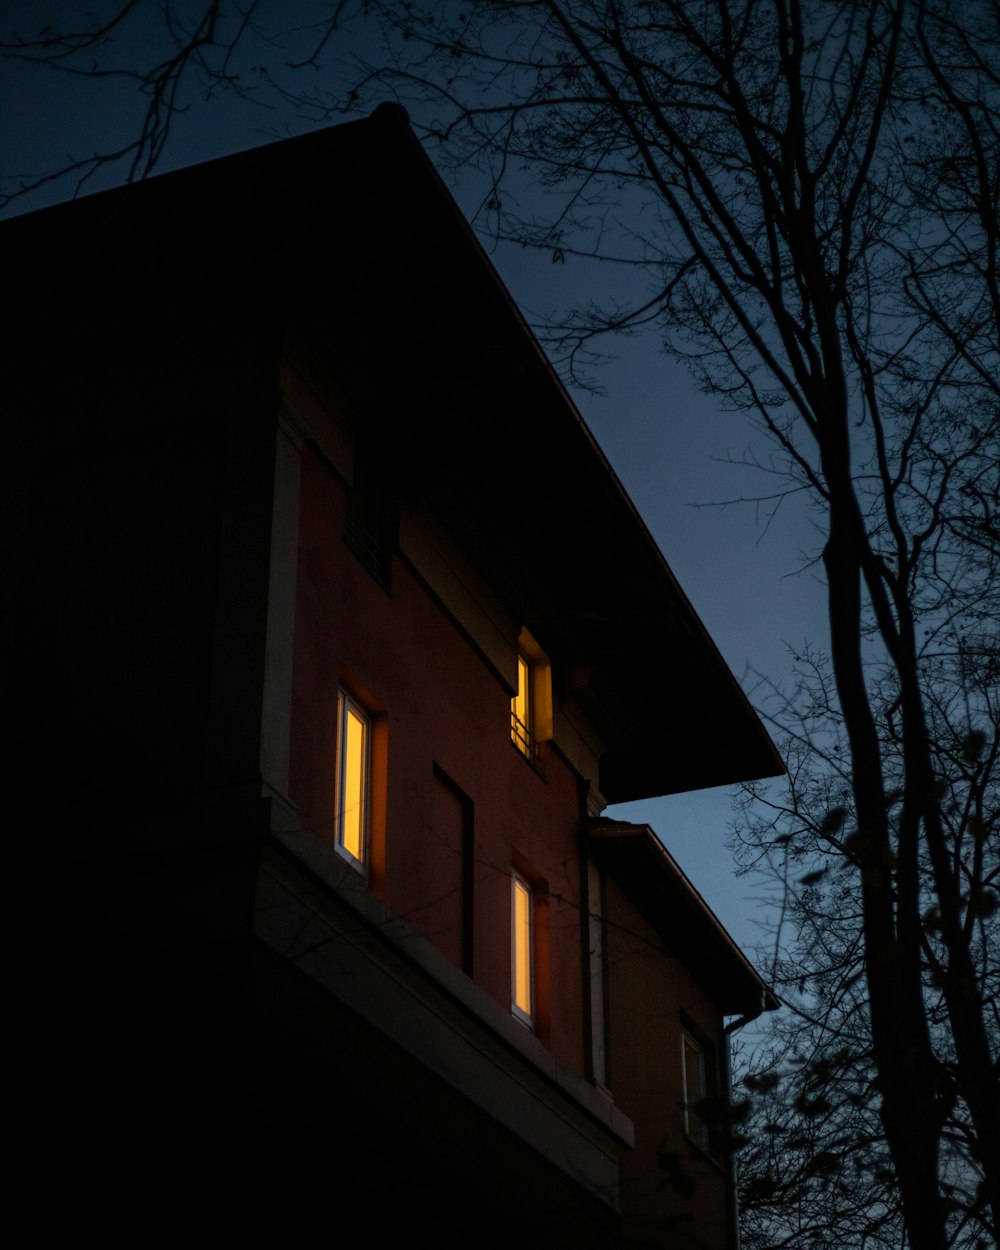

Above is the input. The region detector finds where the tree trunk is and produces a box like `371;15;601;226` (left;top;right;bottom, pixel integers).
822;456;950;1250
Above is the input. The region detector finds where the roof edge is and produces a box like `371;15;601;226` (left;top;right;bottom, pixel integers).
590;818;779;1013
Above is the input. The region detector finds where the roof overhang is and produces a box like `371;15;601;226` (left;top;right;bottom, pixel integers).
3;106;784;804
590;819;779;1018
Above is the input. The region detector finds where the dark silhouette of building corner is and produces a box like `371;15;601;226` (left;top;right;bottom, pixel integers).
8;108;781;1245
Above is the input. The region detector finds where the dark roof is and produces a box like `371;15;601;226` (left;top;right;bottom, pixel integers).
4;105;783;803
590;819;779;1016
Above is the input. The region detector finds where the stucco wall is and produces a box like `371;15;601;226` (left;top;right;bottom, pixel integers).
290;441;588;1076
604;875;733;1249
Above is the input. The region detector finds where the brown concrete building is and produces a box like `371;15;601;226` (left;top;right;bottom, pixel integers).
10;106;780;1245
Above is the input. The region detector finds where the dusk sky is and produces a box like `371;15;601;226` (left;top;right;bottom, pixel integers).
1;4;832;960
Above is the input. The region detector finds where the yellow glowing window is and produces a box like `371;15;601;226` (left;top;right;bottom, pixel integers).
511;873;534;1026
511;654;533;757
335;691;370;868
511;629;551;762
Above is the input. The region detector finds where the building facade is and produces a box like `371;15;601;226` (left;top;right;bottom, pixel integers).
11;106;780;1245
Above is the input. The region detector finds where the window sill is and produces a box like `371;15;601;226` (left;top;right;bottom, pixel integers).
332;840;366;874
511;738;547;780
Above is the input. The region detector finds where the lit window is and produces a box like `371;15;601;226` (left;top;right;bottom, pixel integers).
511;873;534;1026
511;653;535;759
511;628;552;762
681;1029;710;1152
335;690;370;868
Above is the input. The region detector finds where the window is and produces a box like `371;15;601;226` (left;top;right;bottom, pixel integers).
344;437;396;587
511;873;534;1027
510;628;552;763
511;652;536;759
681;1029;711;1153
334;690;370;868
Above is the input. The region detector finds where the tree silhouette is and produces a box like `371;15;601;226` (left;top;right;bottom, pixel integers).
732;633;998;1248
359;10;1000;1246
5;3;998;1246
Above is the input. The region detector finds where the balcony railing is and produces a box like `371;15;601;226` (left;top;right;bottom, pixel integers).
511;712;541;764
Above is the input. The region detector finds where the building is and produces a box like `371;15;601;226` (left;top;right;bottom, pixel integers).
10;105;781;1245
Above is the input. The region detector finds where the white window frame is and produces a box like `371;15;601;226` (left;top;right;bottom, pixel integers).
681;1028;710;1152
511;872;534;1027
334;690;370;871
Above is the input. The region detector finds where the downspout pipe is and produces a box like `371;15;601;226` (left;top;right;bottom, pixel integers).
723;994;771;1250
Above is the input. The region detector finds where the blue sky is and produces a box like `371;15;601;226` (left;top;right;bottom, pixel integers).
1;5;832;961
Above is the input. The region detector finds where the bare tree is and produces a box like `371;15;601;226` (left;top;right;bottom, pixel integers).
736;1042;907;1249
5;3;998;1246
732;627;999;1248
372;10;1000;1247
349;11;1000;1245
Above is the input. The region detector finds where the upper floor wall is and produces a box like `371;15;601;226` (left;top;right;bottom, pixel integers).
285;341;603;1075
